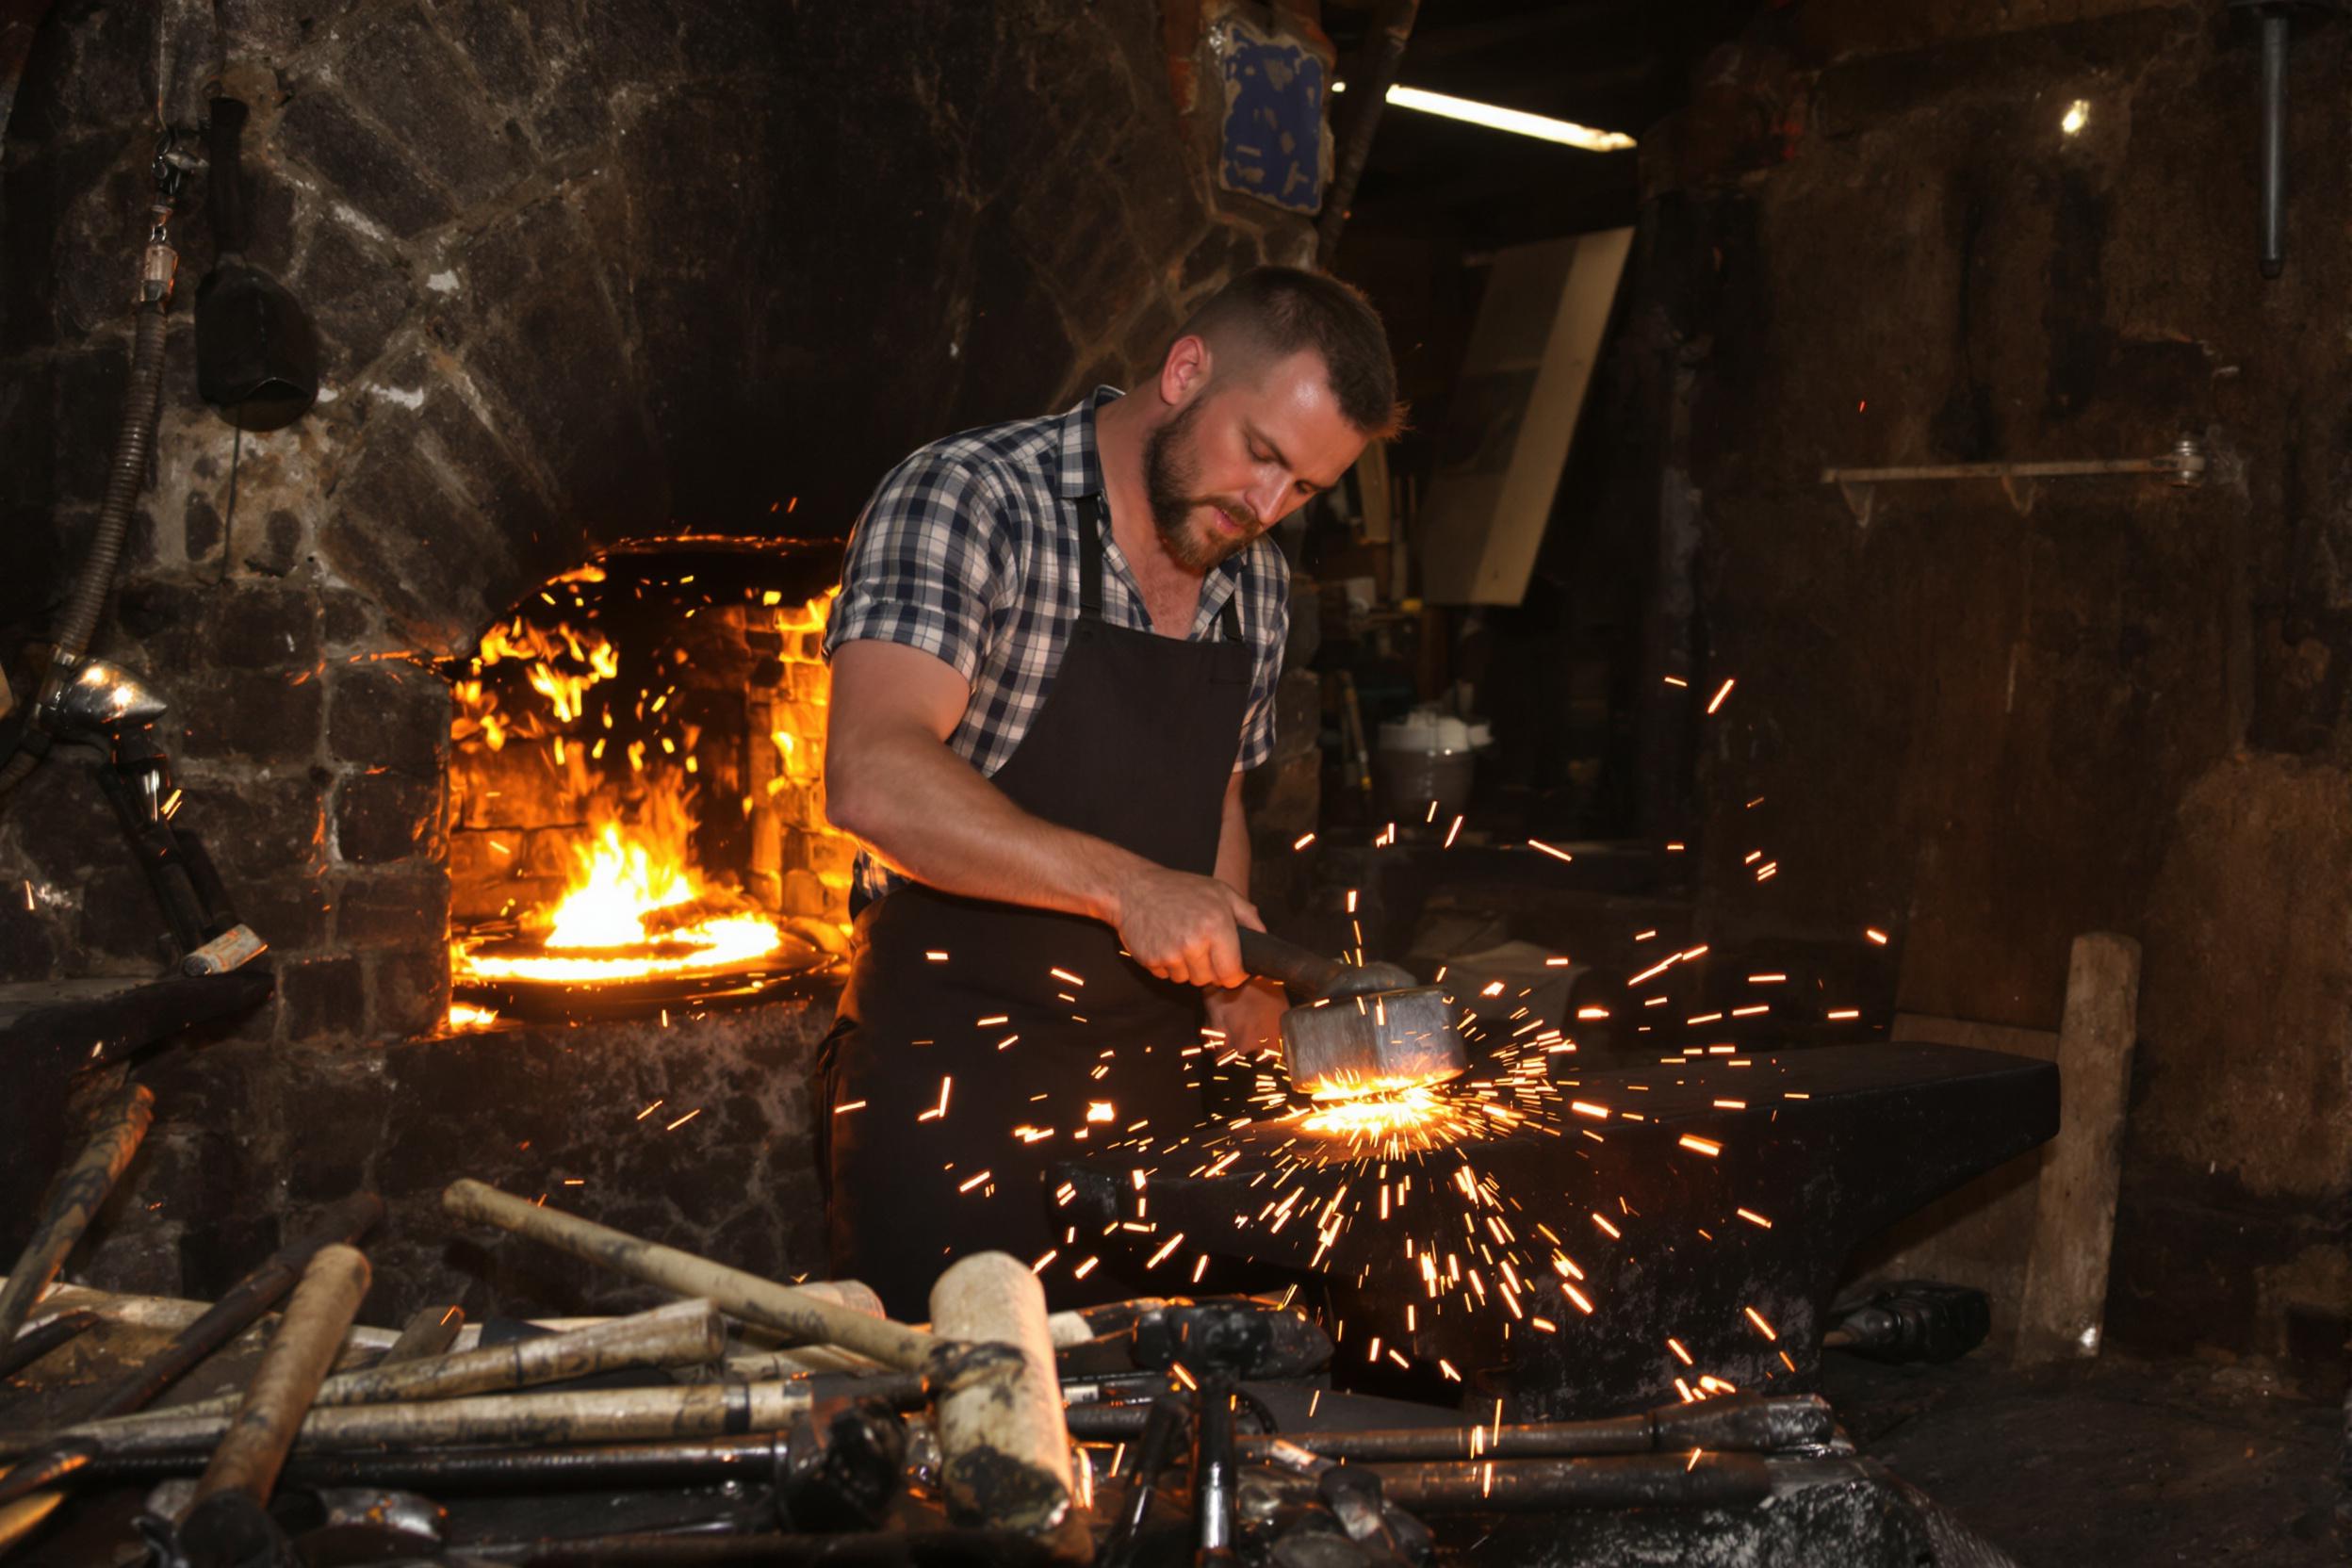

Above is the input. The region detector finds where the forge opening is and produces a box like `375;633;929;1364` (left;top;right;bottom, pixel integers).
442;539;856;1024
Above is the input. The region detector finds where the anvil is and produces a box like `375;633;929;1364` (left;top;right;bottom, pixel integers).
1054;1041;2057;1419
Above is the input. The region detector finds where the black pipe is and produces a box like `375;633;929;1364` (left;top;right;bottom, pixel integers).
2259;9;2288;276
0;1309;100;1379
1293;1451;1773;1512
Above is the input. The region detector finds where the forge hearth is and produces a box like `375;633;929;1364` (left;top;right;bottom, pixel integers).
441;539;855;1025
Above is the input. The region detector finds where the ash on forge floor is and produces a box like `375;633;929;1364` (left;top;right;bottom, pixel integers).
1821;1351;2343;1565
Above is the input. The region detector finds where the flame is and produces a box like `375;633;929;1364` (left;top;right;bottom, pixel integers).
449;575;851;992
456;804;786;985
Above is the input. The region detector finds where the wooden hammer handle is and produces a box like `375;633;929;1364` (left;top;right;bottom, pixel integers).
441;1180;943;1373
192;1243;369;1506
1236;928;1351;997
1237;929;1414;1000
0;1086;154;1348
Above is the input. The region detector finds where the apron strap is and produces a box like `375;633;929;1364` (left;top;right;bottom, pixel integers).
1218;591;1243;644
1075;495;1106;620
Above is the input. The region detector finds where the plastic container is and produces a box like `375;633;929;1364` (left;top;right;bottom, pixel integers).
1376;707;1491;822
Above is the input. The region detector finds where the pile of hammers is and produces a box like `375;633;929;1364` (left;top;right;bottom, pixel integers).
0;1086;1836;1566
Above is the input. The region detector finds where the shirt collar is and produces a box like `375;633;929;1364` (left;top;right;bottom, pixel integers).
1055;385;1124;500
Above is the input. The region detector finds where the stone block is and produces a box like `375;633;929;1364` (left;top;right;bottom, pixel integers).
183;493;223;565
319;431;515;652
328;662;449;778
425;0;539;104
278;84;456;238
179;775;327;880
333;866;450;948
175;668;324;765
340;6;527;206
779;869;829;917
122;580;321;671
334;771;444;864
247;509;304;578
367;941;449;1037
295;224;416;376
281;952;367;1039
320;589;377;649
231;875;335;956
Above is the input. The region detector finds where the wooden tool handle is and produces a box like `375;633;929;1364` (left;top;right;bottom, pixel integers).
441;1180;941;1373
147;1298;725;1419
192;1243;369;1506
929;1252;1090;1561
1236;928;1349;997
1236;929;1414;1000
0;1086;154;1348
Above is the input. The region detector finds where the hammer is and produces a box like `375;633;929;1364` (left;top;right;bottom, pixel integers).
1236;929;1466;1101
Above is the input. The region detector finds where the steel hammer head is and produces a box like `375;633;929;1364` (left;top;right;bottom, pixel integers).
1281;986;1466;1101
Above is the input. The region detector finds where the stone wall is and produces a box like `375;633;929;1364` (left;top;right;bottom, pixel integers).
0;0;1316;1044
0;0;1332;1314
1629;5;2350;1369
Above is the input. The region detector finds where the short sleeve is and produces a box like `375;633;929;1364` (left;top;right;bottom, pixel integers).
1234;583;1290;772
824;450;1010;682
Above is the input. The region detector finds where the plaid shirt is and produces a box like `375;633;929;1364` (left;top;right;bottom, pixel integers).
825;388;1290;902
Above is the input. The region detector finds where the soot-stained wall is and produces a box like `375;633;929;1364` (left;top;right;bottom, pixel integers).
1628;4;2350;1369
0;0;1311;1039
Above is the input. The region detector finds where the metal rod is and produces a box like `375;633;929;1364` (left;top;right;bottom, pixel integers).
0;1310;99;1380
1821;454;2196;484
2260;10;2288;277
1364;1450;1773;1511
1315;0;1419;267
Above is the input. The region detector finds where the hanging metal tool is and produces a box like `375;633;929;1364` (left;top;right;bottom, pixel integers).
2230;0;2340;277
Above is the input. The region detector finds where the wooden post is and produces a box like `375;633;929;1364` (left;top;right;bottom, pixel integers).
2014;933;2142;1363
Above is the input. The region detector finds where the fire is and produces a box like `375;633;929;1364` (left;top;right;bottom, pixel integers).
455;799;785;985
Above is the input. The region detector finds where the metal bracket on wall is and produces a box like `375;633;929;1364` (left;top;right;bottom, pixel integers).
1821;437;2206;528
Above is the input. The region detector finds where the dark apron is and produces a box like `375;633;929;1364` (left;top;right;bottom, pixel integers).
818;495;1255;1319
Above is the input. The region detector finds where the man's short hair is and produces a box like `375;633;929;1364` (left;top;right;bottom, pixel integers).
1178;266;1405;439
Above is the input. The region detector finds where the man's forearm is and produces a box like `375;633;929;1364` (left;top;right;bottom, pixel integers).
1213;776;1251;905
828;729;1151;923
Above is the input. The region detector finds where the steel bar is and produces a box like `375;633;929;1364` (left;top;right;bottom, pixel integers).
0;1311;98;1379
1315;1450;1771;1511
2259;9;2287;275
1821;453;2199;483
1068;1394;1833;1457
464;1527;1061;1566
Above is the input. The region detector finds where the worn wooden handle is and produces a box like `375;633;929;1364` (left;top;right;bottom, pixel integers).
37;1380;820;1459
930;1251;1091;1561
0;1086;154;1348
192;1243;370;1506
144;1298;723;1420
441;1179;941;1373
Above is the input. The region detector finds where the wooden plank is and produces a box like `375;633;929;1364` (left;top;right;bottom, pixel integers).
2013;933;2142;1363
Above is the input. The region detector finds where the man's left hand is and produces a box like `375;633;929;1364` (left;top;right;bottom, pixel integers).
1203;977;1287;1056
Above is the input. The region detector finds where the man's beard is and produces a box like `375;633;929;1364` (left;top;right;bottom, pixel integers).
1144;397;1260;572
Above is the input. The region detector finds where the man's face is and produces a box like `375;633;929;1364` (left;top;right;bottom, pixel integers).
1144;349;1367;572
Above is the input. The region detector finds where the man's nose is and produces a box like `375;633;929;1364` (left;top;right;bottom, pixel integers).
1246;478;1290;524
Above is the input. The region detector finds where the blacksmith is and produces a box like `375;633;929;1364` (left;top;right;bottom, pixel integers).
818;267;1402;1316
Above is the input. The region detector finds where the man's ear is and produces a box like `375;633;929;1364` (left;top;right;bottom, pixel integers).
1158;334;1213;408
